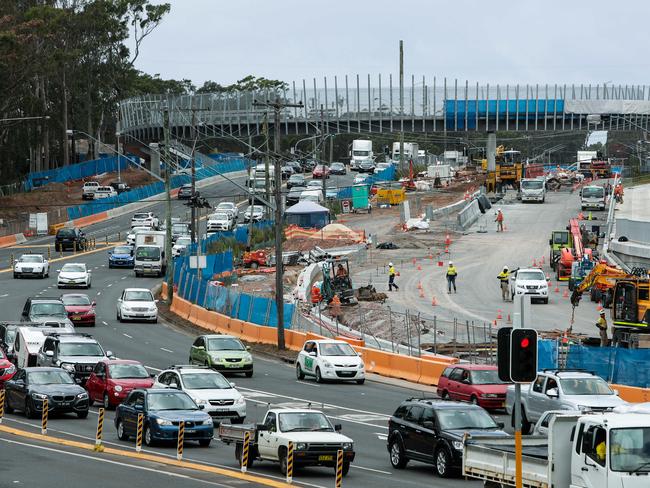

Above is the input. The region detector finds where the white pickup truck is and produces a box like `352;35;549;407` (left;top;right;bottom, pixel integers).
219;408;355;476
505;370;626;433
463;412;650;488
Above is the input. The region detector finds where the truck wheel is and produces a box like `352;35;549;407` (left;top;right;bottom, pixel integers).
342;462;350;476
296;363;305;380
25;400;37;419
279;448;288;475
199;439;211;447
388;438;408;469
235;442;255;468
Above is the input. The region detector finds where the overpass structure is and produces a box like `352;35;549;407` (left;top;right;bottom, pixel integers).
119;75;650;142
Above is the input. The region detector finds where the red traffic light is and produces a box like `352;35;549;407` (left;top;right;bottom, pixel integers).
520;337;530;348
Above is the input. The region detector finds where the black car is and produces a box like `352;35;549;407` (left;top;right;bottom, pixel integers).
330;162;347;175
376;242;399;250
110;181;131;194
286;186;306;205
287;174;306;189
287;161;303;173
55;227;87;252
300;159;317;172
387;398;506;478
177;184;194;199
4;367;89;419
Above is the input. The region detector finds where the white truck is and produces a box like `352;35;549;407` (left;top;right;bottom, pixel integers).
134;230;167;277
218;408;355;476
580;185;606;211
463;412;650;488
350;140;373;170
577;150;598;171
391;142;419;163
520;178;546;203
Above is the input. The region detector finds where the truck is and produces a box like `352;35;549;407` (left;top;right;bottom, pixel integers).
350;140;373;170
580;185;606;211
391;142;419;163
462;412;650;488
134;230;167;277
520;178;546;203
505;370;626;433
549;230;573;271
218;408;355;476
577;150;612;178
14;327;48;368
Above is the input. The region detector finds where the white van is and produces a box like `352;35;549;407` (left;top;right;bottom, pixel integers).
299;189;324;203
14;327;47;368
93;186;118;199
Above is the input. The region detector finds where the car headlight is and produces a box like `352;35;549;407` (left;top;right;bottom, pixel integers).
5;364;16;375
342;442;353;450
201;418;213;425
322;360;333;368
114;385;123;392
453;440;464;451
358;362;365;369
295;442;308;451
211;355;223;362
156;418;173;426
193;398;207;405
244;353;253;362
61;363;75;372
32;393;48;400
235;396;246;405
77;392;88;399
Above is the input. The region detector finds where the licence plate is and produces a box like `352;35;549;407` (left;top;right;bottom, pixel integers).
318;455;333;461
72;316;81;321
226;363;240;367
61;402;71;407
135;314;145;317
185;429;196;434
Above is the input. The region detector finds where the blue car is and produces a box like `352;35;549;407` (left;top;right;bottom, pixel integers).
115;389;213;447
108;245;135;268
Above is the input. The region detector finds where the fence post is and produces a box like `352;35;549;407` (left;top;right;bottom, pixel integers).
41;398;48;434
241;431;251;473
433;316;437;355
264;297;273;326
136;413;143;452
287;441;294;483
94;407;105;451
176;420;185;461
335;449;344;488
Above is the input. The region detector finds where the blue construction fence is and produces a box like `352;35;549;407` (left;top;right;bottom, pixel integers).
173;250;234;282
567;345;650;388
444;99;565;130
26;155;135;191
337;164;396;199
66;158;250;220
183;221;274;255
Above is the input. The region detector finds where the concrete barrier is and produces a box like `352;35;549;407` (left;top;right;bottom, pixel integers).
0;233;26;249
72;212;110;228
457;199;481;230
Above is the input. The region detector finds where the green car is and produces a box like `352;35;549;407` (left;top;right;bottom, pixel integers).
189;334;254;377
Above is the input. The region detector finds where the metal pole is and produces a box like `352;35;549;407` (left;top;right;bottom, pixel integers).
513;293;525;488
190;109;197;244
273;103;285;349
399;40;405;174
164;104;174;304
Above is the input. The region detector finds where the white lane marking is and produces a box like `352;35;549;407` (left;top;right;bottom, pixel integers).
0;293;8;298
296;381;320;388
350;465;391;475
327;415;388;430
96;292;101;296
337;413;389;422
107;283;112;287
160;347;173;353
121;276;127;279
123;333;133;339
0;438;235;487
376;433;388;441
102;321;108;326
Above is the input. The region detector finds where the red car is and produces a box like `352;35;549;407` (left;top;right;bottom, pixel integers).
86;359;154;409
61;293;96;326
312;165;330;179
0;348;17;388
437;364;510;410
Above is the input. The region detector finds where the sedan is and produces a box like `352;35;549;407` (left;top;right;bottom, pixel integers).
172;236;191;257
57;263;91;289
330;162;347;175
86;359;154;409
312;165;330;179
281;165;295;179
286;186;306;205
115;389;213;447
61;293;96;326
0;348;17;387
126;226;149;246
177;184;193;199
14;254;49;279
116;288;158;323
108;245;134;268
215;202;239;220
376;242;399;250
287;174;306;189
4;367;89;419
436;365;509;410
287;161;303;173
306;179;323;190
243;205;264;223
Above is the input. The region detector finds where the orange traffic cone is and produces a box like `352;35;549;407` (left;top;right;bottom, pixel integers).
445;234;451;245
431;296;437;306
438;260;444;267
541;256;545;265
563;289;569;298
532;259;537;267
493;320;498;327
428;253;433;260
562;331;569;344
554;283;560;293
419;288;425;298
417;265;422;271
445;246;449;254
507;314;512;324
497;309;503;320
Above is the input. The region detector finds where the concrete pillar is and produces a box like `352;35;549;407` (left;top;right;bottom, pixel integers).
487;132;496;172
149;143;161;177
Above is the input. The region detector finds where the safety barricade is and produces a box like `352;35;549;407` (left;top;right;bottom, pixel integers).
418;359;451;386
611;384;650;403
72;211;110;228
170;296;192;320
335;336;365;347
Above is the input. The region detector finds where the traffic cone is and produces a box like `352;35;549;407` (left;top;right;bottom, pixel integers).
562;331;569;344
493;319;498;327
438;260;444;267
428;253;433;260
532;259;537;267
541;256;545;265
417;281;422;289
563;289;569;298
554;283;560;293
445;234;451;246
419;288;425;298
445;246;449;254
497;309;503;319
431;296;437;306
417;265;422;271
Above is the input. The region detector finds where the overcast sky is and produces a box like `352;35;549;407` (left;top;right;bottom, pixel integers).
133;0;650;88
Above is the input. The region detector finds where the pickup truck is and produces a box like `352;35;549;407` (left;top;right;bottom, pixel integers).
463;412;650;488
218;408;355;476
505;370;626;433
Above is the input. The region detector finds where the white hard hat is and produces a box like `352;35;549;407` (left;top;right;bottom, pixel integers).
389;262;393;266
498;208;502;212
504;266;509;270
449;261;454;265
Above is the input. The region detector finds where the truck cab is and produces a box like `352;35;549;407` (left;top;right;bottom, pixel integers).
520;178;546;203
134;230;167;277
581;185;606;211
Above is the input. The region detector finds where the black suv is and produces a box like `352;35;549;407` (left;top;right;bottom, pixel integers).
55;227;87;251
387;398;507;478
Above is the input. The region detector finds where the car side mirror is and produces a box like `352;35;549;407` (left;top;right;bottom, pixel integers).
150;373;156;378
461;378;470;384
169;382;179;389
195;345;205;350
497;422;505;429
309;351;317;357
613;389;619;396
198;404;205;410
546;388;559;398
45;350;54;357
92;301;96;307
334;423;342;432
154;299;160;304
230;382;236;388
106;351;114;357
548;239;552;245
134;404;144;411
246;346;251;351
422;421;435;430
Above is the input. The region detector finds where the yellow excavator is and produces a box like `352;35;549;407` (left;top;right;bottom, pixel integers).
483;145;523;193
570;262;630;306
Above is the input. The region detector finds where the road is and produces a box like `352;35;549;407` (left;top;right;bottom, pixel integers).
0;168;489;488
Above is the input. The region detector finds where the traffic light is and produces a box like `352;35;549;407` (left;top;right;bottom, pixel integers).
510;328;538;383
497;327;512;382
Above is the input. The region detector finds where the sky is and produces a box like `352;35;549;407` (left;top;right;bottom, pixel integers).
132;0;650;88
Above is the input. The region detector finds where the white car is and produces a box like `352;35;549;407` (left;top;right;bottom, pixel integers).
126;226;150;245
306;180;323;190
206;212;235;232
172;236;191;257
154;366;246;424
82;181;100;200
14;254;49;279
353;174;369;184
116;288;158;323
374;162;391;174
243;205;264;223
509;267;549;304
93;186;118;199
296;339;365;384
131;212;159;229
216;202;239;221
57;262;91;289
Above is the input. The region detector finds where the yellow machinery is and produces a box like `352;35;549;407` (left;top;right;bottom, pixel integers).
376;187;406;205
611;278;650;331
483;146;523;193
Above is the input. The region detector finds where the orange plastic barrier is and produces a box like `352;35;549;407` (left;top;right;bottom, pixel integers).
612;384;650;403
170;296;192;319
335;336;365;347
420;353;459;365
72;211;109;228
285;330;307;351
257;326;277;345
419;359;451;386
0;234;18;249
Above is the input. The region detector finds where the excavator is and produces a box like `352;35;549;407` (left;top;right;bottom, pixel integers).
570;261;631;306
484;146;523;193
556;219;585;281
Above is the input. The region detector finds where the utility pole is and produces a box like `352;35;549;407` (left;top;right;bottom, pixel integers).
190;109;197;244
163;104;174;304
253;98;303;350
399;40;405;174
263;114;271;221
247;135;255;250
320;104;326;203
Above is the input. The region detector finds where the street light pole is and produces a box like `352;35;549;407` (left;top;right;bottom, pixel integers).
163;104;174;304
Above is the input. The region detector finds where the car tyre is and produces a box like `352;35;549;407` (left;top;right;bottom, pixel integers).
41;270;46;279
25;400;37;419
296;363;305;380
470;395;479;405
356;378;365;385
245;370;253;378
144;425;155;446
521;407;531;434
315;367;323;383
542;298;549;304
279;448;288;475
5;398;14;414
117;420;129;441
77;410;89;419
103;393;112;410
117;311;123;323
342;461;350;476
434;447;454;478
440;390;449;400
199;439;211;447
389;438;408;469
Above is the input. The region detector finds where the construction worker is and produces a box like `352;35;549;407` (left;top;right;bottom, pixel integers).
596;310;609;347
388;262;399;291
614;183;624;203
495;208;504;232
336;264;348;278
446;261;457;293
497;266;510;301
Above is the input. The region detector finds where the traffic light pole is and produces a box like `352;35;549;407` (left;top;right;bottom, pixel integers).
513;294;525;488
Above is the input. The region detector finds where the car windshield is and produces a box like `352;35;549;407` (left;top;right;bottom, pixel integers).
470;369;508;385
522;180;544;190
553;232;569;245
353;150;369;157
517;271;545;281
109;364;149;379
610;427;650;472
61;295;91;306
320;343;356;356
314;165;325;171
5;329;17;346
175;238;191;246
211;213;229;220
246;206;263;213
124;290;154;302
560;377;614;395
31;303;67;317
28;370;75;385
331;163;344;169
172;224;189;232
113;246;132;254
437;408;499;430
207;338;245;351
583;188;604;198
61;264;85;273
279;412;332;432
148;392;197;411
217;203;235;210
57;229;75;237
181;372;231;389
135;247;160;260
58;342;104;357
20;255;43;263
